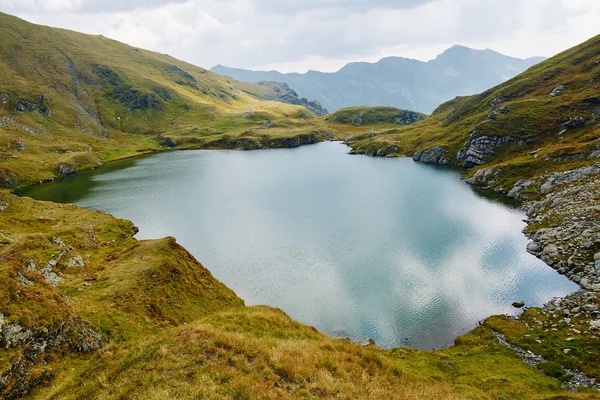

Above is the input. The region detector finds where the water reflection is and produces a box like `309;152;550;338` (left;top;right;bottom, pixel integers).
21;142;577;349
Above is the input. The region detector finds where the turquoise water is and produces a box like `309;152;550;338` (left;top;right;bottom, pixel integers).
22;142;577;349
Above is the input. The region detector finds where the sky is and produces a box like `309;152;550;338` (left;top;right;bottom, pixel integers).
1;0;599;73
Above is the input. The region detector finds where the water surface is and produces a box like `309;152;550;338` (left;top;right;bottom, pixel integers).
23;142;577;349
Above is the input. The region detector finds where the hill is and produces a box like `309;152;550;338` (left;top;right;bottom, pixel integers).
0;12;334;188
212;47;545;114
348;34;600;188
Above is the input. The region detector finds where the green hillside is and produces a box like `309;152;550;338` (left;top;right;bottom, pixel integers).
349;34;600;187
0;12;333;188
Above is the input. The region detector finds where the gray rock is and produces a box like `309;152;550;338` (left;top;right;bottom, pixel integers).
456;135;513;168
16;271;34;287
590;320;600;331
39;261;64;287
549;84;564;97
7;140;26;152
412;146;449;165
358;337;376;346
160;137;177;147
526;242;541;254
512;300;525;308
3;324;32;348
562;116;585;129
58;163;77;175
67;255;85;268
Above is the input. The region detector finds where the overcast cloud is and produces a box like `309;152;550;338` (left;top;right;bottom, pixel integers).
1;0;599;72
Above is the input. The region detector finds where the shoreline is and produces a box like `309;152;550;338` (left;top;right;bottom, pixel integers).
14;142;586;346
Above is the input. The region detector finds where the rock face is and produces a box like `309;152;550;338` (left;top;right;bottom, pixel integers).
160;137;177;147
0;168;18;188
549;84;565;97
57;163;77;175
413;146;450;165
7;140;26;152
520;163;600;292
464;167;499;187
562;116;585;129
0;317;102;399
507;179;533;198
456;134;513;168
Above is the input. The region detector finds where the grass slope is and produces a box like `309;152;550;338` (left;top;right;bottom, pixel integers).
0;191;593;399
0;12;333;188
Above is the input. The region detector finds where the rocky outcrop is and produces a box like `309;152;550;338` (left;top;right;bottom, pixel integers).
507;179;533;198
549;84;565;97
210;131;334;151
57;163;77;175
519;163;600;290
464;167;499;187
0;317;102;399
160;137;177;148
456;134;514;168
252;81;328;116
562;116;585;129
413;146;450;165
0;168;18;188
11;96;51;116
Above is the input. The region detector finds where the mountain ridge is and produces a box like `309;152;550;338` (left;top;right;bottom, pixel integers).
212;47;546;114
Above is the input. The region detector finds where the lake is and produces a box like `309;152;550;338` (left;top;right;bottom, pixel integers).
21;142;577;349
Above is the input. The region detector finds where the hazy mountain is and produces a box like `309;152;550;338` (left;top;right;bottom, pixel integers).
212;46;545;114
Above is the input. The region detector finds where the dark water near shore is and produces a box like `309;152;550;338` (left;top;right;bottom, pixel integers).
22;142;577;349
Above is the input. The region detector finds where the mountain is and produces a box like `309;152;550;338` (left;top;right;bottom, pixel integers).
212;47;545;114
349;35;600;185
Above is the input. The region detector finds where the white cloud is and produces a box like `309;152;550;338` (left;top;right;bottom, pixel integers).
1;0;599;72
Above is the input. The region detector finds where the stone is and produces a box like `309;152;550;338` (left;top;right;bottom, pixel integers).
512;300;525;308
358;337;376;346
542;244;559;256
526;242;541;254
413;146;448;165
58;163;77;175
3;324;32;348
16;271;34;287
562;116;585;129
549;84;564;97
160;137;177;148
66;255;85;268
456;134;513;168
590;320;600;330
7;140;26;152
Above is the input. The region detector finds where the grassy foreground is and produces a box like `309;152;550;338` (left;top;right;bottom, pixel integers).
0;191;596;399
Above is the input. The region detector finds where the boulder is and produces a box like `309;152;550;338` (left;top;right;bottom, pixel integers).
456;135;513;168
562;116;585;129
57;163;77;175
160;137;177;147
512;300;525;308
526;242;541;254
413;146;449;165
549;84;564;97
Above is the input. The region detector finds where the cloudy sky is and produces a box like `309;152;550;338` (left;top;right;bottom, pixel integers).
1;0;599;73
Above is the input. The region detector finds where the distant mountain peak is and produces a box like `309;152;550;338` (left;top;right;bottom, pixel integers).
212;46;546;114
